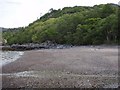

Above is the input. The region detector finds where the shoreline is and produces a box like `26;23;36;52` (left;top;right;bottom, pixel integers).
1;43;119;51
2;46;118;88
1;42;73;51
1;51;24;67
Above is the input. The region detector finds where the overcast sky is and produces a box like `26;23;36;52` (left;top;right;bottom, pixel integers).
0;0;119;28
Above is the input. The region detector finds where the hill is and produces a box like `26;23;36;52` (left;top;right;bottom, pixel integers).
3;3;120;45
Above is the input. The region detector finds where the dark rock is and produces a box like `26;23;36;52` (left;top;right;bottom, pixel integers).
2;41;73;51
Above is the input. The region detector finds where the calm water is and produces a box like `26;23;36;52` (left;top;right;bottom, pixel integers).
0;51;24;66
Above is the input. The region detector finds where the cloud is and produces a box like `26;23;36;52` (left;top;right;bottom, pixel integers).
5;1;21;5
0;0;21;5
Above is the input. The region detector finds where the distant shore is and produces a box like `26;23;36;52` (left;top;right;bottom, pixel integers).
2;46;118;88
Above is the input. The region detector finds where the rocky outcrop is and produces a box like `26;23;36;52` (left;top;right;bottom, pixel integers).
2;41;73;51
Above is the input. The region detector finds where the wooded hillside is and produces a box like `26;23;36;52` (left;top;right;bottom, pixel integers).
3;4;119;45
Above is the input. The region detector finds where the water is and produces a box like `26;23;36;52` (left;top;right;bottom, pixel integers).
0;51;24;66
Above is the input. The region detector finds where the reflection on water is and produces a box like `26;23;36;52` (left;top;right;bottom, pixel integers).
0;51;24;66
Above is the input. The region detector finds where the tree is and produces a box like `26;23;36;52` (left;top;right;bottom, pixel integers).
101;4;114;18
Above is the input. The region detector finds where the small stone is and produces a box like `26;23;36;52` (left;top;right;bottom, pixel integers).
67;72;70;74
58;76;61;77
